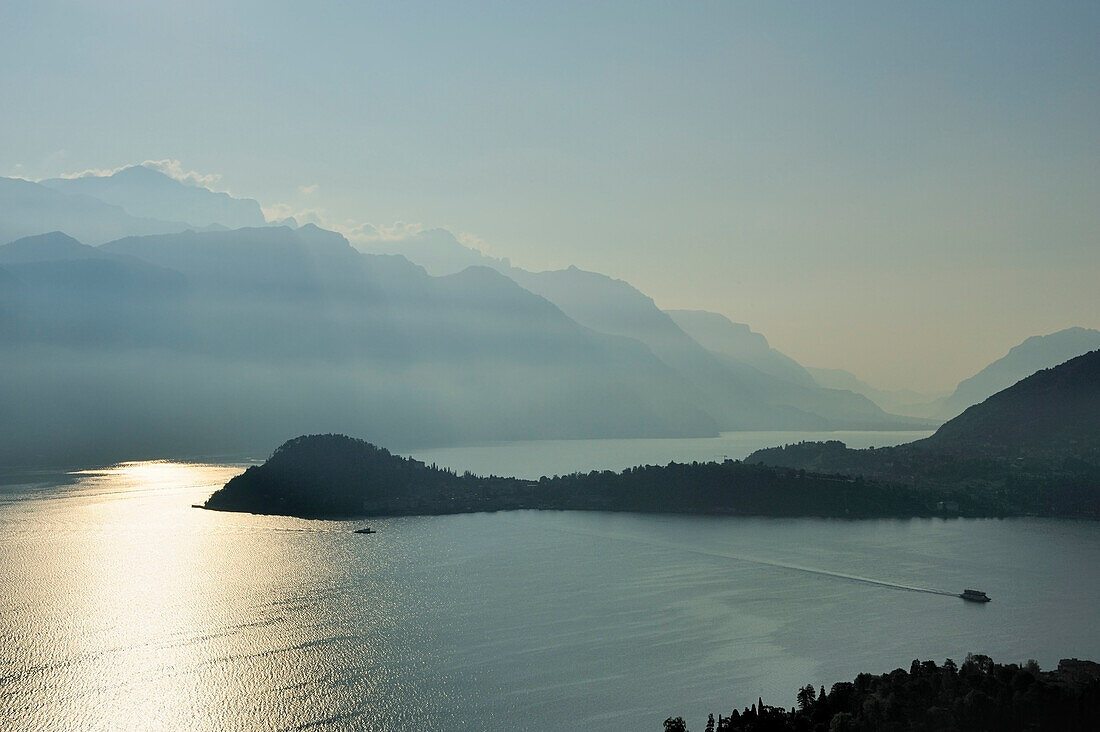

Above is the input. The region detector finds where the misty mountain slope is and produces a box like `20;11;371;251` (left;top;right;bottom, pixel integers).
665;309;814;387
807;366;947;417
1;226;717;465
0;231;107;263
0;232;191;349
101;225;369;297
361;228;920;429
40;165;267;229
509;266;825;429
0;176;190;245
511;267;930;429
936;327;1100;419
661;310;928;427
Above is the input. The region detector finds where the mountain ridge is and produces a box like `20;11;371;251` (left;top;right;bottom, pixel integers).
356;228;927;430
0;226;718;465
41;165;267;230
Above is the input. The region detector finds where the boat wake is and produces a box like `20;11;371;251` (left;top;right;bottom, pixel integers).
533;521;961;599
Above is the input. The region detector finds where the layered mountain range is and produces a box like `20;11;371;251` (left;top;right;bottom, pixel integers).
2;166;1093;466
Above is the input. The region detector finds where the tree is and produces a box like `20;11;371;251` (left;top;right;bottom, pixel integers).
796;684;817;711
663;716;688;732
828;712;856;732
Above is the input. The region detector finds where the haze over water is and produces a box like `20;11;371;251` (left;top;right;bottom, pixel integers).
3;435;1098;731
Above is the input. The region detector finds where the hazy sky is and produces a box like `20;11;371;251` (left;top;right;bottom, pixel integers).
2;1;1098;392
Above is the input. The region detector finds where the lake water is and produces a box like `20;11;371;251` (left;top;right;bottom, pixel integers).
3;433;1099;731
405;429;936;479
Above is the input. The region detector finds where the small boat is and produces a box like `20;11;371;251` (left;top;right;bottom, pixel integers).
960;589;991;603
354;527;376;534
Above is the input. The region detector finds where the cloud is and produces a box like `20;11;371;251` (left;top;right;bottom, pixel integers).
57;159;222;188
59;165;128;179
255;203;498;263
260;202;334;227
141;159;222;187
295;210;329;227
348;221;424;242
345;223;379;238
261;202;296;221
456;231;491;254
298;184;319;195
263;209;424;243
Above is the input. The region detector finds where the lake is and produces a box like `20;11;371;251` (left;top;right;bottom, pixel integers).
404;429;936;479
2;432;1098;731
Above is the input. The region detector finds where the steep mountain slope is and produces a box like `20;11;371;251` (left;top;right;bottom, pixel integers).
665;309;814;387
751;349;1100;468
510;267;921;429
508;266;809;429
747;350;1100;515
937;328;1100;418
40;165;267;229
926;348;1100;458
358;228;921;430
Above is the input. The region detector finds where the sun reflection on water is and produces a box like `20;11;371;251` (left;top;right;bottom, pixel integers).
1;459;448;730
4;461;1100;730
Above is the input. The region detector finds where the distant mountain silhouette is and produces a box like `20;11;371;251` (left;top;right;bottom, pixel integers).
41;165;267;230
747;350;1100;516
665;310;814;386
806;366;946;418
936;328;1100;419
0;231;189;349
0;231;106;263
1;227;716;465
358;228;925;430
0;176;188;245
512;268;928;430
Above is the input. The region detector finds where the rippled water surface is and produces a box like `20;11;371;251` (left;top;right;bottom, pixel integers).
2;457;1099;731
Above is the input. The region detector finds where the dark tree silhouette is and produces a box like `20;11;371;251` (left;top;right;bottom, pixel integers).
796;684;817;710
664;716;688;732
705;657;1100;731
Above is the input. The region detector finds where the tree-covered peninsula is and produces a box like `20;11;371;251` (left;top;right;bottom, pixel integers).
204;350;1099;520
204;434;1013;519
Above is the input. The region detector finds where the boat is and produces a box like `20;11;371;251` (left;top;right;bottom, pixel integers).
354;527;376;534
960;588;991;602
